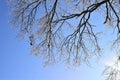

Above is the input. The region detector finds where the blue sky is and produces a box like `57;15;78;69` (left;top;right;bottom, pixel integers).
0;0;117;80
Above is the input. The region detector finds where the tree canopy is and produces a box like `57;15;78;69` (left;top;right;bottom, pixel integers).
8;0;120;79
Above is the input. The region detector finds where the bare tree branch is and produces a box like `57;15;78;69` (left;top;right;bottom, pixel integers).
8;0;120;67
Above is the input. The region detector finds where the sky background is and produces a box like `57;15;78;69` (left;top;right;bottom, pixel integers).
0;0;118;80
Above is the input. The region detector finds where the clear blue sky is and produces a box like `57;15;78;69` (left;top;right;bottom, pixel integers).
0;0;116;80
